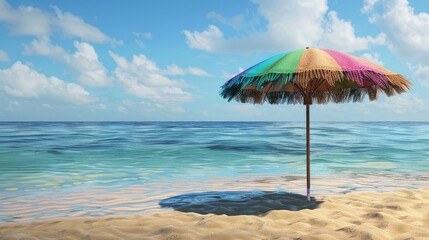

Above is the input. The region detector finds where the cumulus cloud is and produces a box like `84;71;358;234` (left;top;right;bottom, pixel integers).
361;93;427;114
164;64;210;76
319;12;386;52
223;67;245;79
254;0;327;49
133;32;152;47
361;52;384;66
184;25;224;52
24;38;111;86
23;37;66;57
65;42;111;86
0;0;51;36
383;94;426;114
109;51;194;108
0;61;96;105
51;6;109;43
363;0;429;95
361;0;380;13
362;0;429;64
133;32;152;39
0;0;110;43
207;11;246;30
184;0;383;53
410;64;429;89
0;50;9;61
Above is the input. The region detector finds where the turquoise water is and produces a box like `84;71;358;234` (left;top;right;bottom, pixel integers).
0;121;428;222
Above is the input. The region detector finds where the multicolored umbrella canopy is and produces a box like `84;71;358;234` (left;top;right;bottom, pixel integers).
221;48;411;105
220;47;412;201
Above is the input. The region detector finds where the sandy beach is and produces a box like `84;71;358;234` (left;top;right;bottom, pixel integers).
1;187;428;240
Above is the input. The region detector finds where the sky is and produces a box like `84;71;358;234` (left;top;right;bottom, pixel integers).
0;0;428;121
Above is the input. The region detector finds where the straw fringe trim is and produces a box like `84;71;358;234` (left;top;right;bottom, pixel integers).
220;70;411;104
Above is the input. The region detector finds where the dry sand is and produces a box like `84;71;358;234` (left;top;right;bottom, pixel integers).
0;187;428;240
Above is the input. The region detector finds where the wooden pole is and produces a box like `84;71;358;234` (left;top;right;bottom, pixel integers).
306;103;311;201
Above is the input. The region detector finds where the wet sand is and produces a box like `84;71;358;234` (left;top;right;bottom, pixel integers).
1;187;428;240
1;172;428;223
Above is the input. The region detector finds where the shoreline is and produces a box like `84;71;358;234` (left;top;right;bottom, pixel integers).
1;172;428;224
1;187;428;240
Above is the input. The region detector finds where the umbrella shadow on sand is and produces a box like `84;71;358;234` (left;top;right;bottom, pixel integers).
159;191;323;216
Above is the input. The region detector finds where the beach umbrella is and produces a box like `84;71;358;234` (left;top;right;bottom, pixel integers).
220;47;411;201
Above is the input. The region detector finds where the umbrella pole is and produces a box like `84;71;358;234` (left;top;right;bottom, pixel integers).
306;103;311;201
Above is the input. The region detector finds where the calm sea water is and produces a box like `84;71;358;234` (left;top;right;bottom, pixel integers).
0;121;428;222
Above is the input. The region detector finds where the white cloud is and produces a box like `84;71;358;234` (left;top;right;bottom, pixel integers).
164;64;210;76
184;0;382;53
319;12;386;52
4;100;21;112
0;0;51;36
314;93;426;120
116;99;135;113
133;32;152;39
254;0;327;49
0;0;110;42
0;61;96;105
0;50;10;61
64;41;111;86
24;38;111;86
95;103;107;110
117;105;127;113
140;101;185;113
133;32;152;48
361;0;429;116
361;0;380;13
135;39;146;48
382;94;426;113
186;67;210;77
207;11;246;29
361;52;384;66
410;64;429;89
109;51;193;108
183;25;224;52
223;67;245;79
184;0;327;53
23;37;66;57
363;0;429;64
51;7;109;43
359;93;427;114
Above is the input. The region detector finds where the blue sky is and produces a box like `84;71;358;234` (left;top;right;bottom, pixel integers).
0;0;428;121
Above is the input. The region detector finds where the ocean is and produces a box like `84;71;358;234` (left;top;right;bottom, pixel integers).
0;121;428;223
